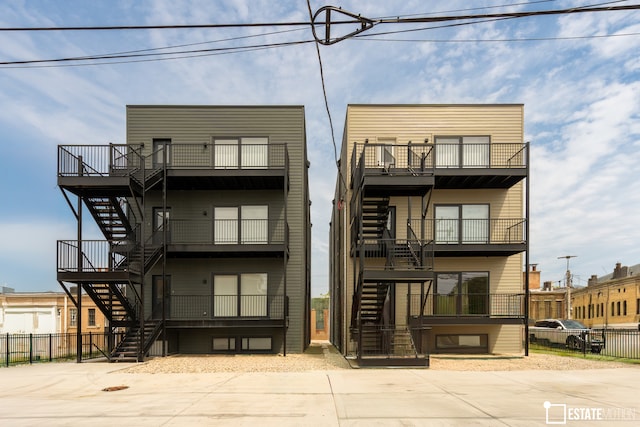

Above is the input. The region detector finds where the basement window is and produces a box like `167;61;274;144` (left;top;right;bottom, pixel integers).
436;334;488;353
212;337;236;351
241;337;272;351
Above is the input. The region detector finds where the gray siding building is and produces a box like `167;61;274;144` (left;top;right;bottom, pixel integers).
57;105;311;360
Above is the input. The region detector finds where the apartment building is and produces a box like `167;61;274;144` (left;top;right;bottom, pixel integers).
57;105;311;361
330;104;529;365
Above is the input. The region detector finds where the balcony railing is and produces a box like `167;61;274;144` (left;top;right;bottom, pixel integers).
425;218;526;244
57;240;133;273
169;219;288;245
58;144;142;177
58;143;289;178
357;238;433;270
350;142;528;186
409;293;525;318
168;294;285;320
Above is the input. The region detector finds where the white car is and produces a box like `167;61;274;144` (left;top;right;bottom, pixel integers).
529;319;604;353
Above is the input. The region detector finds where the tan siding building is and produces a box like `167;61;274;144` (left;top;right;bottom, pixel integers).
330;105;529;365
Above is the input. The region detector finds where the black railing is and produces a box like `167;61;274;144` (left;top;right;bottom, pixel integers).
350;142;528;186
409;293;525;317
169;219;288;245
58;144;142;177
57;240;133;273
169;294;286;320
405;218;526;244
357;325;425;358
358;238;432;270
58;143;289;177
0;332;117;367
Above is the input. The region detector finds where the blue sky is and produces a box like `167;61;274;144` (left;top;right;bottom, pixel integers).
0;0;639;296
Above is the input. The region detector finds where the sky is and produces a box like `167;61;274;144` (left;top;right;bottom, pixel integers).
0;0;639;296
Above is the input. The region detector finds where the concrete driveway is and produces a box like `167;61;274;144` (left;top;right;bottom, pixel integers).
0;362;638;426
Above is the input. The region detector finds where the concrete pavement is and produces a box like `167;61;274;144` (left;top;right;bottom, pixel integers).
0;361;638;426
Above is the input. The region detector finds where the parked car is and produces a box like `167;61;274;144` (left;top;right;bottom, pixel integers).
529;319;604;353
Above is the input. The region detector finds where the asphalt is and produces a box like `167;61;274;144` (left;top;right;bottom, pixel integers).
1;361;639;426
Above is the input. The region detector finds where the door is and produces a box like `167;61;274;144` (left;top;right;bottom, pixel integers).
241;137;268;169
214;275;238;317
152;275;171;319
435;137;459;168
241;205;268;244
152;207;171;244
461;205;489;244
152;139;171;167
214;207;238;244
376;139;396;169
214;139;239;169
435;206;459;243
462;136;490;168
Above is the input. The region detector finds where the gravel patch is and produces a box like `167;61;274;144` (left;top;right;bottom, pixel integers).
118;342;635;373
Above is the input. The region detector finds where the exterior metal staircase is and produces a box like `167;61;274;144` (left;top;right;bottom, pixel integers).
111;320;163;362
82;283;138;327
85;197;133;241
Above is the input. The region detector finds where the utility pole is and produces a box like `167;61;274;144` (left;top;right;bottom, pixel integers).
558;255;577;319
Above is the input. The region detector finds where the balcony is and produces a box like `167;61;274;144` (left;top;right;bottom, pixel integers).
57;143;289;192
350;142;528;192
351;143;435;196
166;218;288;257
409;293;525;324
168;294;285;319
428;217;526;256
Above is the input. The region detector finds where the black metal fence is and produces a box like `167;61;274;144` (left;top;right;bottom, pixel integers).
529;328;640;359
0;332;113;367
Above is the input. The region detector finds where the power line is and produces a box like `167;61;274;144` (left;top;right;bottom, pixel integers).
305;0;347;194
355;31;640;43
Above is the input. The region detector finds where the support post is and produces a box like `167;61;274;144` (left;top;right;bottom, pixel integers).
76;155;83;363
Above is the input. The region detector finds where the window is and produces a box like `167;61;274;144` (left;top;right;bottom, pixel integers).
88;308;96;327
555;301;563;319
241;337;272;351
623;300;627;316
241;206;268;244
435;136;490;168
435;205;489;244
214;137;269;169
213;338;236;351
152;138;171;166
70;308;77;327
637;299;640;315
215;205;268;244
213;273;268;317
436;334;488;352
544;301;551;318
435;272;489;315
617;301;621;316
612;302;615;316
